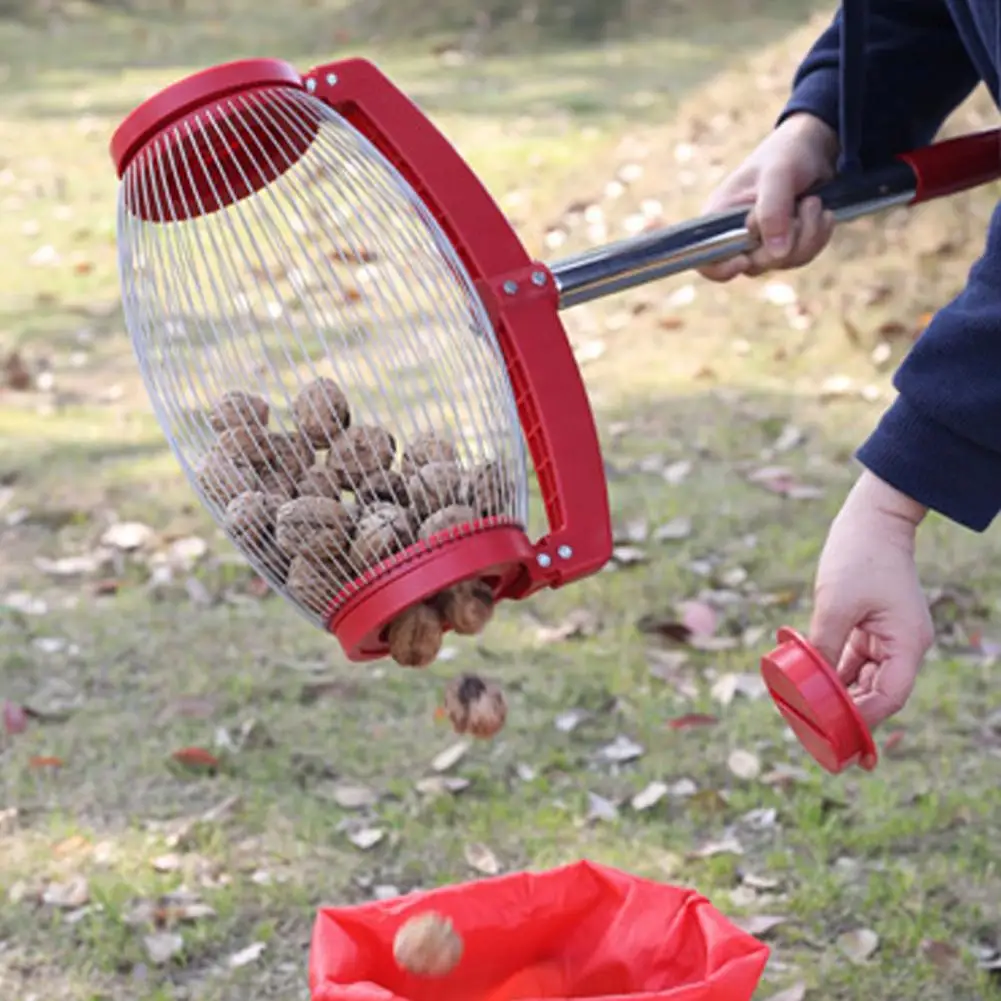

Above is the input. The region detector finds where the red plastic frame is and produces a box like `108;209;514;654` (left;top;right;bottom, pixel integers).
111;56;613;661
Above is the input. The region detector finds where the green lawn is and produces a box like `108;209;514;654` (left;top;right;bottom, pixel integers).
1;3;1000;1000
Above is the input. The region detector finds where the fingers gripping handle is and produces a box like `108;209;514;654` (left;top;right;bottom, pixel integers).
551;128;1001;309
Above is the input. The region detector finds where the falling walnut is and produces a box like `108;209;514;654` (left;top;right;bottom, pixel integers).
444;674;507;739
393;912;463;978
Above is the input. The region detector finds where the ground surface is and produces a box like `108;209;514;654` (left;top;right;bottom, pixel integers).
2;2;1001;1000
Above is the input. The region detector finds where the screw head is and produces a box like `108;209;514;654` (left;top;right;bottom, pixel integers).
536;553;552;568
503;280;518;295
325;72;339;86
531;270;547;286
305;77;317;93
557;544;573;559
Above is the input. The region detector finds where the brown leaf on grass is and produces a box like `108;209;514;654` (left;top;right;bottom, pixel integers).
169;747;220;772
920;938;961;969
42;875;89;909
28;755;64;769
464;842;501;875
3;700;27;735
667;713;718;730
837;927;880;963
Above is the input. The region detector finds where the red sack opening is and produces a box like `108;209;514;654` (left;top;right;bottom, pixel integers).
309;860;769;1001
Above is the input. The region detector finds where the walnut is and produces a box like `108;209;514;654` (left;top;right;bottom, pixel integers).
387;604;444;669
436;579;494;636
299;528;356;591
293;377;351;448
326;425;396;489
419;504;477;541
443;674;507;739
215;425;270;466
351;503;414;567
285;554;342;617
275;496;353;558
297;467;342;500
401;432;459;476
208;390;269;434
258;467;298;502
223;491;279;549
465;461;514;518
263;431;314;481
393;911;463;977
409;462;463;520
196;450;261;508
353;468;410;507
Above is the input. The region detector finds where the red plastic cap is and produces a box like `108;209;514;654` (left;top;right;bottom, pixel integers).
760;627;878;775
109;59;316;223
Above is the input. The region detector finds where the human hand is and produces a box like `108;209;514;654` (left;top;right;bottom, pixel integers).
808;470;934;729
698;112;840;282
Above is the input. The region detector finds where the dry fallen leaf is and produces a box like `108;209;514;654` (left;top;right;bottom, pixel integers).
330;782;379;810
631;781;669;811
464;842;501;875
734;914;787;937
2;700;27;735
668;713;718;730
599;735;644;763
431;741;469;773
535;608;601;644
347;827;385;851
920;938;961;969
688;835;744;859
653;517;692;541
144;931;184;965
678;599;717;637
728;749;762;781
837;927;880;963
228;941;267;968
169;747;221;772
42;875;89;909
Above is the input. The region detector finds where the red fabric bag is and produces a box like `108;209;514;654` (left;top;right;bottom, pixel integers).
309;861;769;1001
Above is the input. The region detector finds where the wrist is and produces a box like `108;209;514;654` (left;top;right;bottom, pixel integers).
851;469;929;528
780;112;840;162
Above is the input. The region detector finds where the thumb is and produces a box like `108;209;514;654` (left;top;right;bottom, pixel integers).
808;599;856;676
752;166;796;258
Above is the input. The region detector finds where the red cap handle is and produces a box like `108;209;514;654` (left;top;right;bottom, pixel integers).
760;627;878;775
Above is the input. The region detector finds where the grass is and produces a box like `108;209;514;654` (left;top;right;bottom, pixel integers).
2;2;1001;1000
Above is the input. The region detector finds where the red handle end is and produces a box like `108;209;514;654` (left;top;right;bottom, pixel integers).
898;128;1001;204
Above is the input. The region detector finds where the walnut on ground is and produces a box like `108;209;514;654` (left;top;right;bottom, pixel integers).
436;579;494;636
393;912;463;977
275;496;354;558
297;467;342;500
408;462;463;520
351;503;414;566
326;425;397;489
196;450;262;508
208;390;270;434
443;673;507;739
223;491;280;549
401;432;459;476
293;377;351;448
418;504;476;541
387;603;444;668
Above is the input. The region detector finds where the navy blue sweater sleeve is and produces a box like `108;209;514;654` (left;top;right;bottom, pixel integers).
779;1;1001;532
857;206;1001;532
780;0;979;165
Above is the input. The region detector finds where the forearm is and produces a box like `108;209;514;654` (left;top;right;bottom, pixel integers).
780;0;979;165
856;201;1001;532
